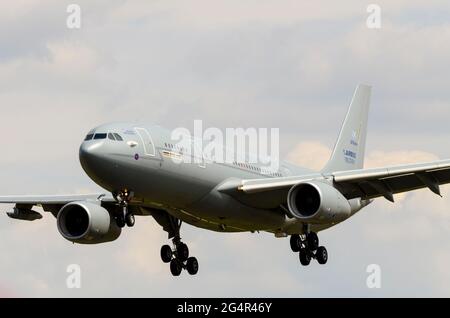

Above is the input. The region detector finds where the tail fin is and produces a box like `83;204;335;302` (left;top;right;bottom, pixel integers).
322;84;371;173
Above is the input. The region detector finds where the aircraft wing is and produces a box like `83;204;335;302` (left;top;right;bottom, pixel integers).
0;193;116;221
0;194;114;205
220;159;450;208
328;159;450;202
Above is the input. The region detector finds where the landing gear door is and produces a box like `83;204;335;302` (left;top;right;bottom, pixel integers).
135;128;156;156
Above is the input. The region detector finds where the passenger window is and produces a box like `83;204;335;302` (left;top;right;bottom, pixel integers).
114;133;123;141
84;134;94;141
108;133;116;140
94;133;107;140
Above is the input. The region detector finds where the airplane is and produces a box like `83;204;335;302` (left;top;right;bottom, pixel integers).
2;84;450;277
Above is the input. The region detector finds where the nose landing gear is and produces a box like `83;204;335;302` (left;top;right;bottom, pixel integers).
290;232;328;266
113;189;135;228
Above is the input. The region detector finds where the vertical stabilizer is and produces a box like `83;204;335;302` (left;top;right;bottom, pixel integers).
322;84;371;173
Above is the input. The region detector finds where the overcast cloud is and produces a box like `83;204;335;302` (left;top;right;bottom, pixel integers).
1;1;450;297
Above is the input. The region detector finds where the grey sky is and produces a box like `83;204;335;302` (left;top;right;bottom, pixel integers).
1;0;450;297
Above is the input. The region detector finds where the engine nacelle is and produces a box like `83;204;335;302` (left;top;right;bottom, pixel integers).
57;201;121;244
287;181;351;224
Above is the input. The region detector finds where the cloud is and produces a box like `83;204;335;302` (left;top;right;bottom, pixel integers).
365;150;439;167
106;0;450;29
286;141;440;170
286;141;331;170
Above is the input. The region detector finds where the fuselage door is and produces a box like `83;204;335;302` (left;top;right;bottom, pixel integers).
135;127;156;156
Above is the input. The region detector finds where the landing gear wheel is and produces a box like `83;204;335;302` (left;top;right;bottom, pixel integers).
176;243;189;262
113;189;135;228
307;232;319;251
170;259;182;276
186;257;199;275
161;245;173;263
116;215;125;228
290;235;302;252
299;249;311;266
316;246;328;265
125;213;135;227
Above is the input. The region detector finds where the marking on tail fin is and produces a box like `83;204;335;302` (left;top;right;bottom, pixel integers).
322;84;371;173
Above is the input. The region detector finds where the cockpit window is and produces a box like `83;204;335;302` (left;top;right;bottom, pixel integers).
93;133;107;140
113;133;123;141
87;132;123;141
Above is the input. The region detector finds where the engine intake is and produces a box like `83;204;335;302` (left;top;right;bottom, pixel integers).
287;181;351;223
57;201;121;244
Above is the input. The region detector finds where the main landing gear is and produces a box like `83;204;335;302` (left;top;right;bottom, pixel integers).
152;211;199;277
290;232;328;266
160;237;199;276
112;192;199;276
113;189;135;228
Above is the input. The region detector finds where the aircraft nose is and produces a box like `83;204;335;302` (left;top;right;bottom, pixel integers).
79;141;103;173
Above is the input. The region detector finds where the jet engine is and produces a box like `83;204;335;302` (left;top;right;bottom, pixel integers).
57;201;121;244
287;181;352;224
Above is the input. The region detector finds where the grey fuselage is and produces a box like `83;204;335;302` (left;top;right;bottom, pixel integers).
79;123;340;234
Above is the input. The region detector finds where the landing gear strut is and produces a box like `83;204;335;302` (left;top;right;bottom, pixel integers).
161;236;199;276
113;189;135;228
150;209;199;276
290;231;328;266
